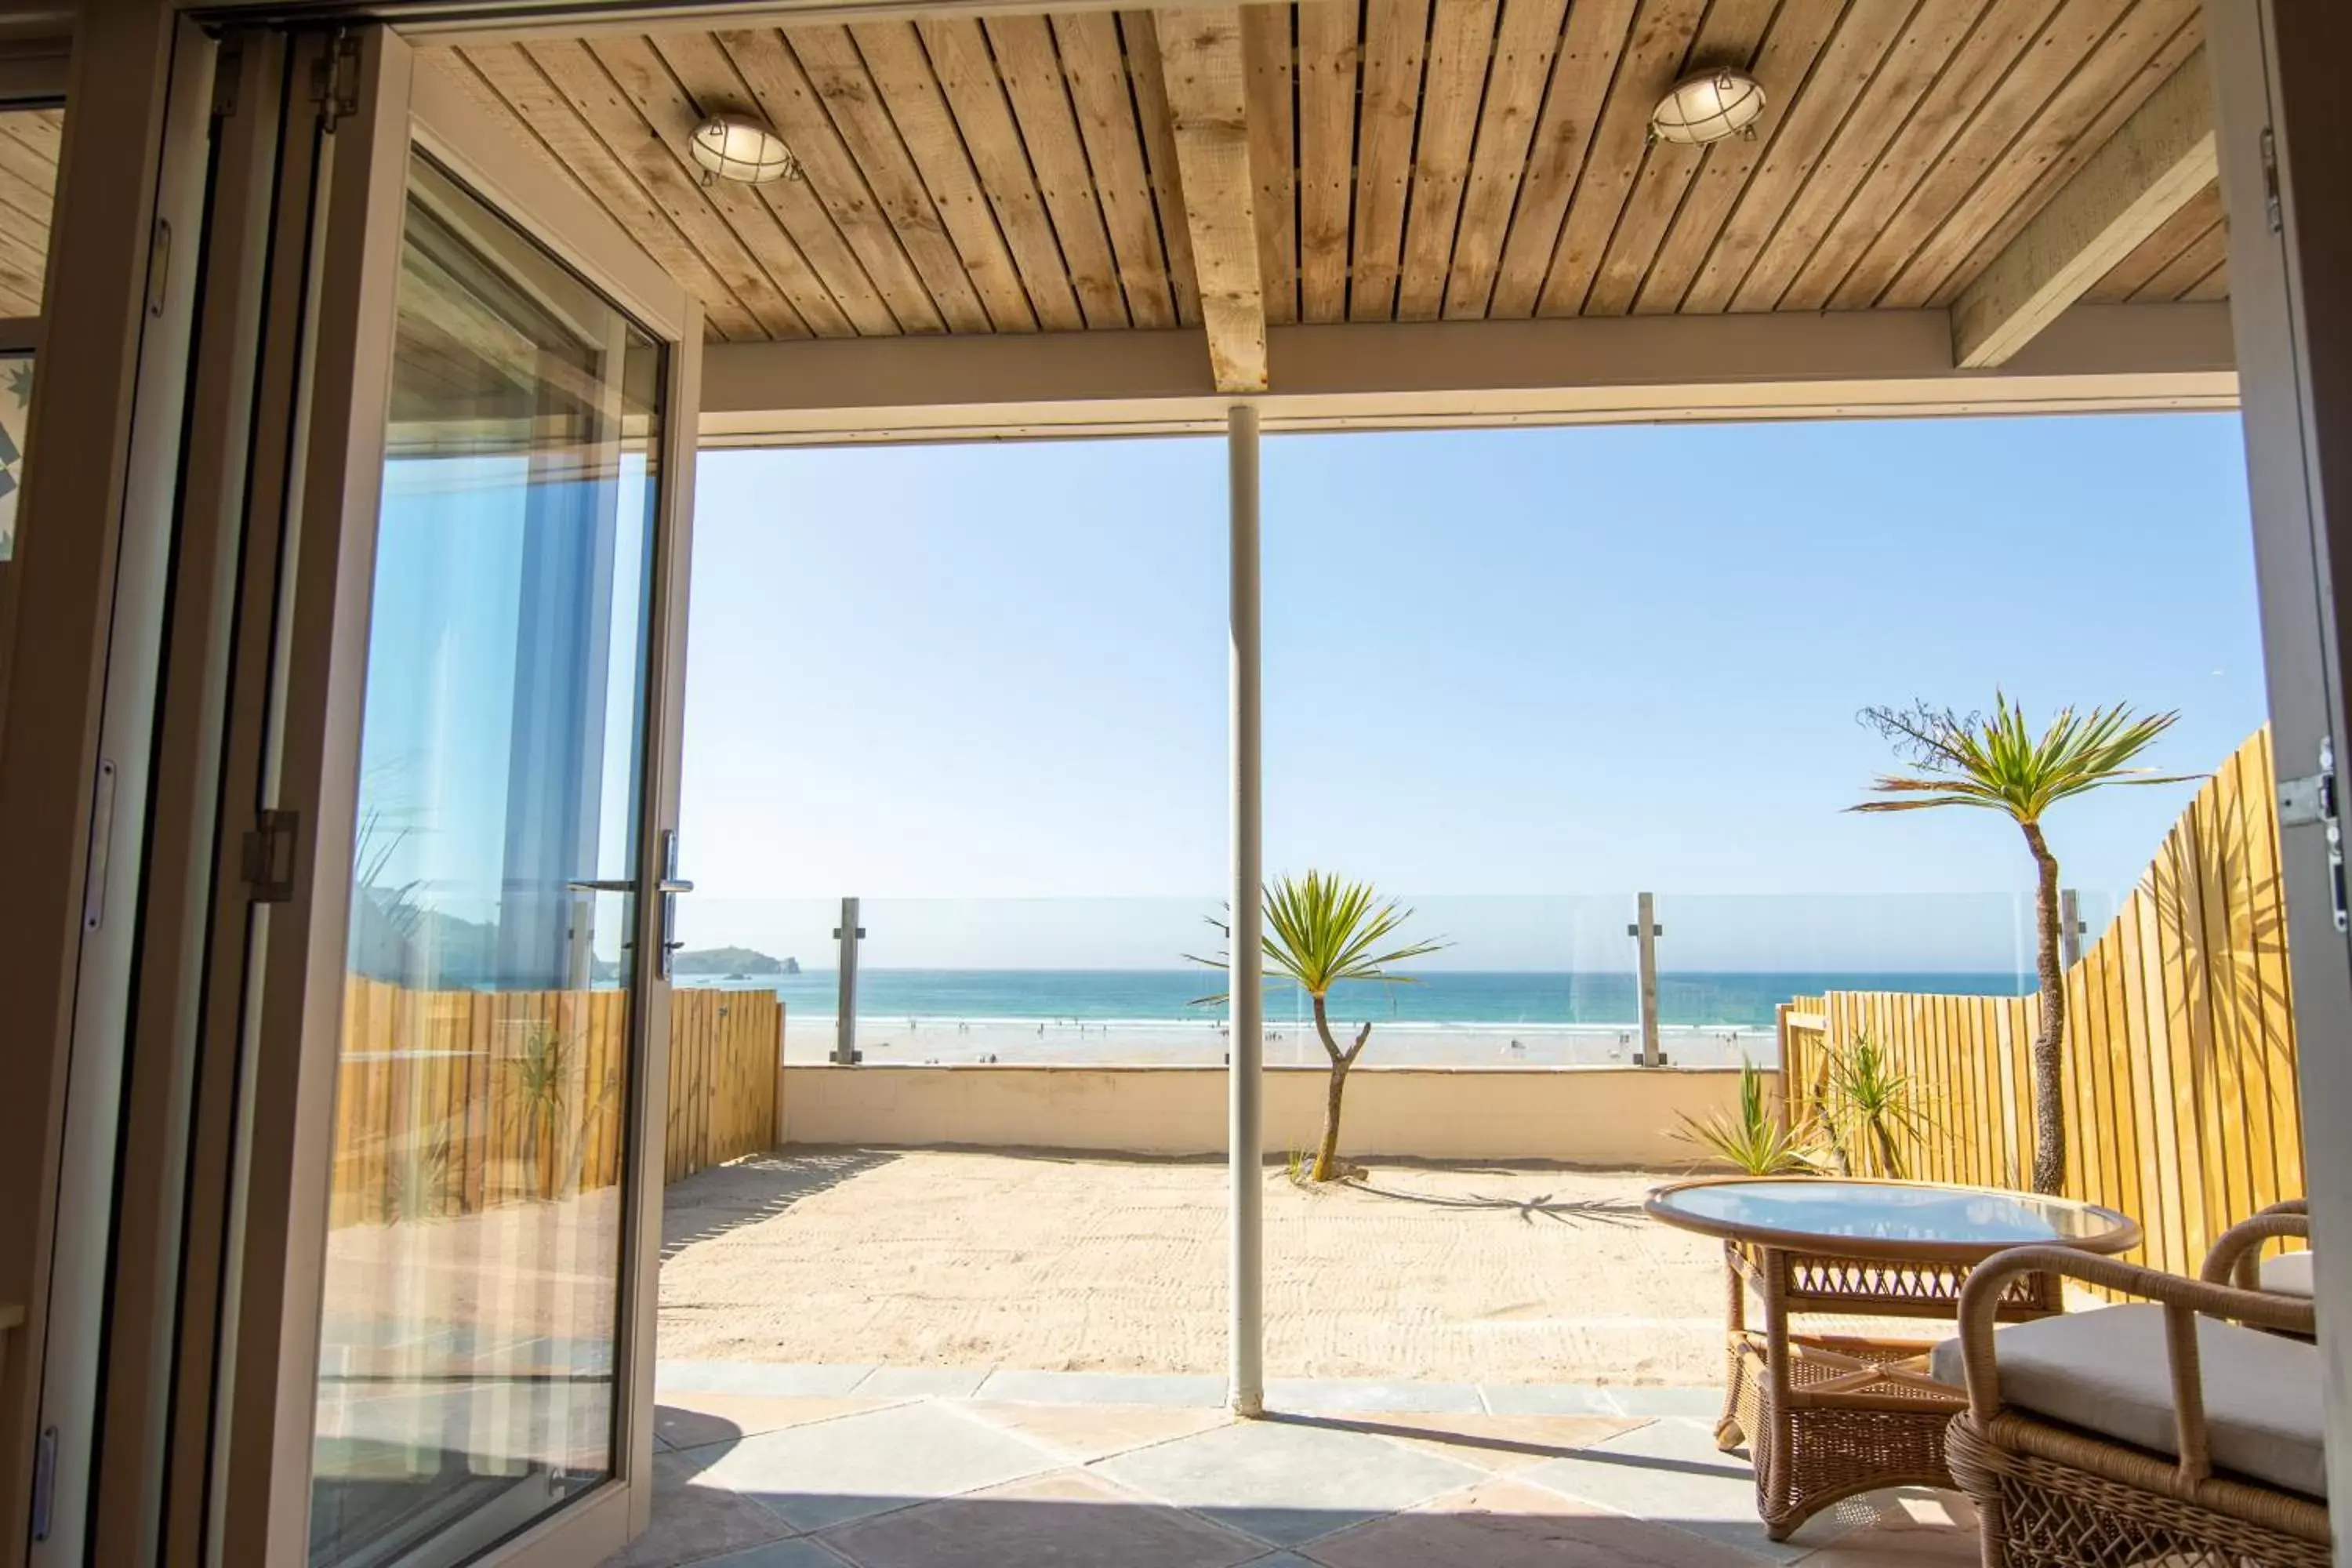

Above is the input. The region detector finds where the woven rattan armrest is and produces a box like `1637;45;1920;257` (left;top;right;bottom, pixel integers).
2202;1203;2312;1294
1955;1245;2318;1490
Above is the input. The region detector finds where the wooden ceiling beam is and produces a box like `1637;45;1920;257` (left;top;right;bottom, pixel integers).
699;301;2237;443
1152;5;1266;394
1951;49;2217;370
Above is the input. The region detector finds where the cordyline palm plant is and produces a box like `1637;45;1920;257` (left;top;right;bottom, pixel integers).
1851;695;2187;1193
1191;871;1447;1183
1674;1058;1822;1176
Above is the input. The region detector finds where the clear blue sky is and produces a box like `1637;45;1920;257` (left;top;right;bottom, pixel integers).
675;413;2265;971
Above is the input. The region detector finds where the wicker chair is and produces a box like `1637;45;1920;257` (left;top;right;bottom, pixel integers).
1940;1206;2326;1568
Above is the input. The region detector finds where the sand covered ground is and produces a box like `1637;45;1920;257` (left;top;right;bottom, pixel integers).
656;1149;1741;1387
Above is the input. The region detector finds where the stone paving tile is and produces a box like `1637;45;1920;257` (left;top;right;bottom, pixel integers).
955;1400;1235;1463
1788;1490;1980;1566
854;1367;989;1399
975;1369;1229;1407
818;1468;1266;1568
1263;1377;1485;1416
1301;1475;1770;1568
1518;1416;1827;1563
691;1541;855;1568
603;1452;801;1568
1609;1385;1733;1419
1339;1411;1644;1472
658;1395;905;1453
659;1363;880;1399
1090;1414;1483;1548
691;1401;1058;1534
1479;1384;1626;1417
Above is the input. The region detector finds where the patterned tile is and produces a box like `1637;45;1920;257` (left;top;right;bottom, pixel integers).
1302;1475;1768;1567
1091;1415;1483;1547
819;1469;1264;1568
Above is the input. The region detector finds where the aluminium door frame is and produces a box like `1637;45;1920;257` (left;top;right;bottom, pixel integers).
126;20;699;1568
2205;3;2352;1552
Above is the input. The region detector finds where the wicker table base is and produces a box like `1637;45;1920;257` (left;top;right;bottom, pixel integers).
1718;1332;1961;1538
1712;1242;2061;1541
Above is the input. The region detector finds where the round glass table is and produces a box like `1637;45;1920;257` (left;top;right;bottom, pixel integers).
1645;1177;2140;1540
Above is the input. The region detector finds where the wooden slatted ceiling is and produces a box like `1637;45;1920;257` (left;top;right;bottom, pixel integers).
0;109;62;318
2085;176;2227;303
419;0;2216;345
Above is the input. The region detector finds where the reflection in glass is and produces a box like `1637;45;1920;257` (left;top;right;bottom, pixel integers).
0;107;61;318
0;353;28;560
308;154;662;1568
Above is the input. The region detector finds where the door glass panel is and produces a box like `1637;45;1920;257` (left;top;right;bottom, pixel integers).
309;151;663;1568
0;103;65;561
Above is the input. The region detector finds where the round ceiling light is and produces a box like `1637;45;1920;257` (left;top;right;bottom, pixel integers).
1650;70;1767;147
689;113;802;185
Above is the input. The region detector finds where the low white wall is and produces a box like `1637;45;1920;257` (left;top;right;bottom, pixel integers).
778;1063;1744;1166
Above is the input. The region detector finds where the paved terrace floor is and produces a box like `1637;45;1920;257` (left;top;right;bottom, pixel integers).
629;1151;1980;1565
615;1363;1975;1567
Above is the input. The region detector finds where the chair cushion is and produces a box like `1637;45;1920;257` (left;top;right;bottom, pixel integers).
2261;1250;2315;1298
1930;1303;2326;1498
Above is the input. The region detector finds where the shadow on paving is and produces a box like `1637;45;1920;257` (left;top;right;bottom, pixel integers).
659;1149;899;1260
617;1407;1857;1568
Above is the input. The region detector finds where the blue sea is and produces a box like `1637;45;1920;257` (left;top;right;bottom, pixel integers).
681;968;2031;1030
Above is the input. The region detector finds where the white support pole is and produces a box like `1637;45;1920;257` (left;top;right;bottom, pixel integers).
1228;402;1265;1417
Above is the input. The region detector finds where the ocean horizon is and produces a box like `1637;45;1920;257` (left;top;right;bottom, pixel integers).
678;967;2033;1031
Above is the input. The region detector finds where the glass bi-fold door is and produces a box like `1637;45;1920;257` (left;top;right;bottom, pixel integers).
209;27;701;1568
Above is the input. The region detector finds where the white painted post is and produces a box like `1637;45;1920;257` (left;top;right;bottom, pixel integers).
1229;403;1265;1417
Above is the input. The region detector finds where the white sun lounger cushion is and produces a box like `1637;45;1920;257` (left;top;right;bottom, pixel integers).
2259;1250;2314;1298
1930;1303;2326;1498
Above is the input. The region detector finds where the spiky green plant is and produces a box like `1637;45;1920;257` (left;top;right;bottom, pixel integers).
1852;695;2187;1192
1675;1058;1822;1176
1191;870;1448;1182
382;1124;456;1224
506;1022;575;1200
1818;1033;1933;1180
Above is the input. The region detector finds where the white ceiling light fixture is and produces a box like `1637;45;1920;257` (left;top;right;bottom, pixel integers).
690;112;803;185
1649;69;1767;147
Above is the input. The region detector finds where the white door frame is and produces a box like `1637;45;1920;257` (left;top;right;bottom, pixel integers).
2205;2;2352;1547
189;25;702;1567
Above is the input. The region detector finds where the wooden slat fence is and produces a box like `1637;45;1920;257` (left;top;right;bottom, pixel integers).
329;981;782;1229
1780;726;2304;1281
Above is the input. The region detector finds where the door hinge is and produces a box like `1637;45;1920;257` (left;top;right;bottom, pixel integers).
2259;126;2283;234
312;31;361;132
242;809;299;904
2279;737;2347;932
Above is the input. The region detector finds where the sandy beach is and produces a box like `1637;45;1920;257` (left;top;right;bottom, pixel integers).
658;1149;1741;1387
